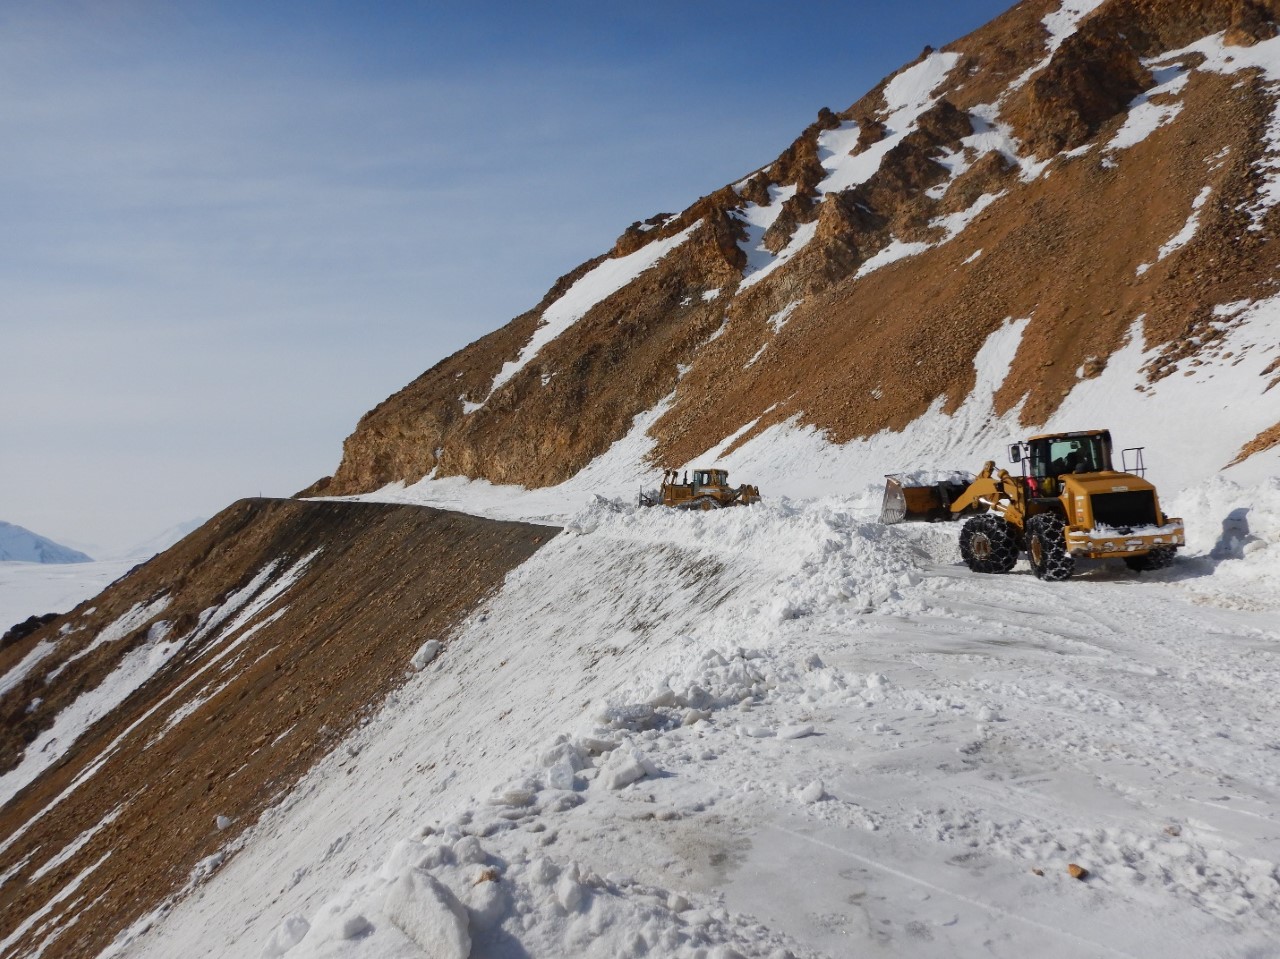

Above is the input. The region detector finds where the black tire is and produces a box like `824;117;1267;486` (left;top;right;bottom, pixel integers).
1125;546;1176;572
959;514;1019;574
1027;513;1074;582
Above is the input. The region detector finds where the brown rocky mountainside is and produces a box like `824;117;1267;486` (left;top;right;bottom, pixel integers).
5;1;1280;955
0;500;550;958
320;0;1280;497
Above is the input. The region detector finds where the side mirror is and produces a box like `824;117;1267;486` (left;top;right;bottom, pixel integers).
1008;444;1022;463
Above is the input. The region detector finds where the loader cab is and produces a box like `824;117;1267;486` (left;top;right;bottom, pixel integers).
1013;431;1113;479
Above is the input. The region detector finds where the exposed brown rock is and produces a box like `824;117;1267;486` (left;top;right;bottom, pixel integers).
1228;421;1280;464
0;498;550;958
1227;0;1280;44
767;107;844;198
323;0;1280;502
855;117;888;153
1006;24;1153;156
762;191;818;254
614;213;678;257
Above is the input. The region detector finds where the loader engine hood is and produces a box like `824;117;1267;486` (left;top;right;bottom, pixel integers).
1059;471;1157;498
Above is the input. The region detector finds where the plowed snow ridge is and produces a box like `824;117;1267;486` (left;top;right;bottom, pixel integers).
115;484;1280;959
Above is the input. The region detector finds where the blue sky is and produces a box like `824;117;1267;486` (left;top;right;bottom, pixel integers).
0;0;1014;554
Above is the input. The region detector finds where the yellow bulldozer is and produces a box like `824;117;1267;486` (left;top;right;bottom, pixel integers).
941;429;1185;581
639;468;761;510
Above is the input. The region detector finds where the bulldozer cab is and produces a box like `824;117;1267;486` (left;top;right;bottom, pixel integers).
692;469;728;490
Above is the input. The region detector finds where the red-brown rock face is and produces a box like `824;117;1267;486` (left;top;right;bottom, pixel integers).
322;0;1280;496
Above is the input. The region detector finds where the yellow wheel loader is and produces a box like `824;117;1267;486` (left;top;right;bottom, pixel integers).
639;468;761;510
947;429;1185;581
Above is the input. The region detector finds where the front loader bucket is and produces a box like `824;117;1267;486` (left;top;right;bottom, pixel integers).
881;472;976;524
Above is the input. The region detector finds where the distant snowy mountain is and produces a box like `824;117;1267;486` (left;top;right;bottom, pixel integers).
112;518;207;562
0;521;93;564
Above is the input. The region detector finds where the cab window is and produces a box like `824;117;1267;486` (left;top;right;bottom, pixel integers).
1033;436;1108;476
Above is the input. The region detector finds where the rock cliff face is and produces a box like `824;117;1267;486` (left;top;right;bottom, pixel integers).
322;0;1280;497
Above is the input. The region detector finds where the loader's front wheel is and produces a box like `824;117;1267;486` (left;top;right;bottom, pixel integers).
959;514;1019;574
1125;546;1176;572
1027;513;1074;582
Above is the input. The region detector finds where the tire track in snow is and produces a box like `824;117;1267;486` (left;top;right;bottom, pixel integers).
767;824;1139;958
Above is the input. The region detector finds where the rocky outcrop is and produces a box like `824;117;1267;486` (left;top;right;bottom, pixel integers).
321;0;1280;496
1007;26;1153;156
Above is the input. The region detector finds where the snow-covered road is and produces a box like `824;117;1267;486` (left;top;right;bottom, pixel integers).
719;551;1280;957
112;480;1280;959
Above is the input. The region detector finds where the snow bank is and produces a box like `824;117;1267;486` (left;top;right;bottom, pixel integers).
125;470;1280;957
254;500;930;959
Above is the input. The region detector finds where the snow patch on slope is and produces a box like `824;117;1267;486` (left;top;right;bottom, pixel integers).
1147;31;1280;224
817;52;963;197
735;183;798;286
486;223;699;399
0;608;175;807
737;51;964;287
740;221;817;291
1010;0;1109;92
1138;186;1213;274
1108;62;1190;152
0;551;321;869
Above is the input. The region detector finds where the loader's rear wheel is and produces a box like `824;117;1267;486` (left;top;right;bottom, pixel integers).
1027;513;1074;582
1125;546;1176;572
959;515;1018;574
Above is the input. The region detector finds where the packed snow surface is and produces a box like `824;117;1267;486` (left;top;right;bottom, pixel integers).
121;481;1280;959
0;518;206;633
0;559;136;636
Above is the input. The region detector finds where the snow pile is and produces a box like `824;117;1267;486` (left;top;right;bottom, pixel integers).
120;468;1280;957
255;501;933;959
269;826;801;959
